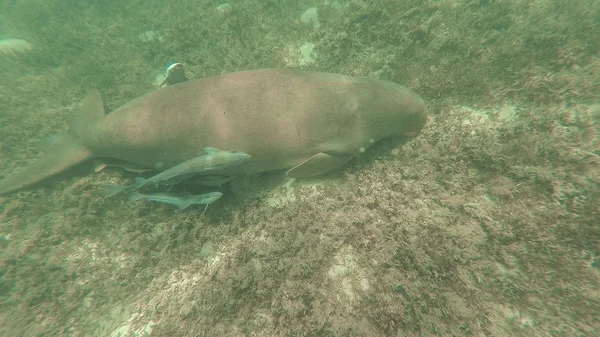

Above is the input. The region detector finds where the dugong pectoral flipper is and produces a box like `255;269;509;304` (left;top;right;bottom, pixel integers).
0;90;104;194
285;152;355;178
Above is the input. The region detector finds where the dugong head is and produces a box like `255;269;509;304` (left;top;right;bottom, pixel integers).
373;80;429;138
398;89;429;136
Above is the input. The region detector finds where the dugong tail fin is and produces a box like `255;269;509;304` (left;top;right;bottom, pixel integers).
72;89;105;138
0;90;104;195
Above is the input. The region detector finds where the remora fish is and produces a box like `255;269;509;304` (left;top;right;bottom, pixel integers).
0;69;428;195
157;62;190;87
94;159;154;173
104;148;246;198
134;147;250;188
104;174;238;199
193;175;237;187
128;191;223;211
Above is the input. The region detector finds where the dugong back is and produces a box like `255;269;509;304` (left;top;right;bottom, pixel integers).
91;69;428;175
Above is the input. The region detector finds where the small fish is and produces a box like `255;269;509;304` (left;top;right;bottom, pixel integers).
94;159;154;173
158;62;190;87
106;175;237;199
135;147;251;189
128;191;223;212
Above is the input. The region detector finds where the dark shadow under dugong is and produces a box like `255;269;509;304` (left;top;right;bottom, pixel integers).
0;69;428;195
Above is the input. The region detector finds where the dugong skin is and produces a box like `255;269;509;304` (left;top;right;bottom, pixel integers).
89;69;428;173
0;69;428;194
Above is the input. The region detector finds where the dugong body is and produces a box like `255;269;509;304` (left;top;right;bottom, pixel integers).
0;69;428;194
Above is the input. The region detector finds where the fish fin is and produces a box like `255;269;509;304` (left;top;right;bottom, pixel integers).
203;147;221;155
0;135;92;194
286;153;354;178
128;192;145;202
134;177;147;188
157;75;169;88
177;203;192;211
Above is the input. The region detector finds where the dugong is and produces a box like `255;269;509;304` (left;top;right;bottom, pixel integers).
0;69;428;195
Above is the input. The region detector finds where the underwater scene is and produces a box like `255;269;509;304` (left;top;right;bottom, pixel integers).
0;0;599;336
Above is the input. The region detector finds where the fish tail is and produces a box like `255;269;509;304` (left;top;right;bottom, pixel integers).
128;192;145;202
134;177;147;188
104;184;132;198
